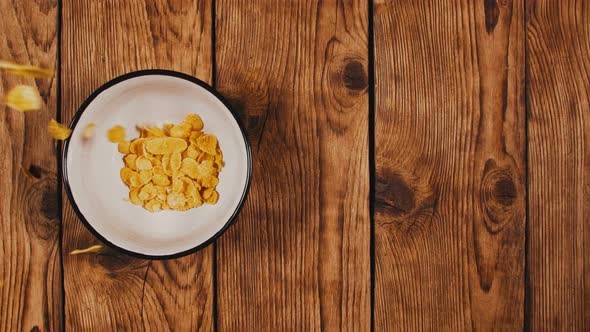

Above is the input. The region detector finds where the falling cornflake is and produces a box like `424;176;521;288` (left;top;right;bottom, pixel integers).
48;119;72;140
69;244;103;255
5;85;43;112
0;60;53;78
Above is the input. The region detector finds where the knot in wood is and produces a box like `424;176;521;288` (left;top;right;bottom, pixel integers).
342;60;368;91
376;168;440;235
327;55;368;110
480;159;518;233
484;0;500;33
24;177;60;240
376;172;416;217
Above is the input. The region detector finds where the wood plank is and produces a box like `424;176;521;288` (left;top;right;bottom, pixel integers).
527;0;590;329
215;0;370;330
61;1;213;330
0;0;61;331
374;0;526;329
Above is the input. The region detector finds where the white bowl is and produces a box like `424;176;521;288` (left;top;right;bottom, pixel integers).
62;70;251;259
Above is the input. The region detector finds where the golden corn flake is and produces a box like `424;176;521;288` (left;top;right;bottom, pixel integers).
167;192;186;209
185;144;201;159
129;189;142;205
152;165;166;177
112;113;224;212
149;156;162;168
161;154;173;176
187;194;203;208
69;244;103;255
197;152;214;163
215;155;224;169
206;192;219;205
189;130;202;144
138;183;157;201
185;114;204;130
214;148;224;168
130;176;144;188
107;125;126;143
124;154;137;170
181;158;199;178
172;176;185;193
202;188;214;200
146;126;166;137
163;123;173;134
182;177;197;195
145;199;162;212
138;170;153;185
135;156;153;170
201;175;219;188
129;138;145;155
48;119;72;140
196;134;217;155
5;85;43;112
0;60;53;78
152;173;171;186
121;167;143;188
117;141;130;154
170;152;182;171
169;122;192;138
120;167;134;184
196;160;216;178
145;137;187;154
156;192;167;201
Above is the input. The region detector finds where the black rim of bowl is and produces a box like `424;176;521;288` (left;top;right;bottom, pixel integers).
61;69;252;260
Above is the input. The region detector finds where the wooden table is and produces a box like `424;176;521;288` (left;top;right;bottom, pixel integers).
1;0;588;330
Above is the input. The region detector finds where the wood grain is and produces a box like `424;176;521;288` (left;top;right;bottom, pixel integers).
215;0;370;330
61;0;213;330
0;0;60;331
374;0;526;329
527;0;590;329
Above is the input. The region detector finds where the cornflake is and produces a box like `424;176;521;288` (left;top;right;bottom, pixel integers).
107;125;126;143
111;114;223;212
5;85;43;112
70;244;103;255
0;60;53;78
48;119;71;140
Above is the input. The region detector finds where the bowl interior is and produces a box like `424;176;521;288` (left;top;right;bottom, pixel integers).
64;73;250;257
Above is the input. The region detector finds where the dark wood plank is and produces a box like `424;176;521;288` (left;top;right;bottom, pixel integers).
61;1;213;330
215;0;370;330
0;0;61;331
527;0;590;329
374;0;526;329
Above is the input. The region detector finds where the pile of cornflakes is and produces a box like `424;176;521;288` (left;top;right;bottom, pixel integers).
109;114;224;212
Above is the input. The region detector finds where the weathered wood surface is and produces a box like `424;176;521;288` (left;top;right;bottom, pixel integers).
527;0;590;329
0;0;61;331
1;0;589;330
215;0;371;330
61;0;213;330
374;0;526;329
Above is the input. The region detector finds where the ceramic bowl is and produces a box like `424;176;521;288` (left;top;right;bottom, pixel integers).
62;70;251;259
